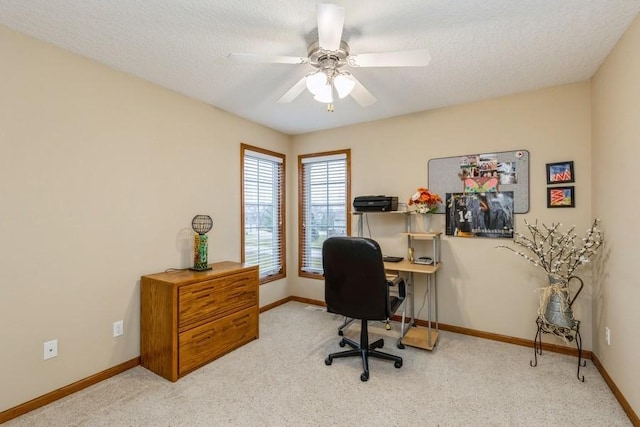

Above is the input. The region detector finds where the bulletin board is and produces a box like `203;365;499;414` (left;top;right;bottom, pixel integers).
427;149;530;214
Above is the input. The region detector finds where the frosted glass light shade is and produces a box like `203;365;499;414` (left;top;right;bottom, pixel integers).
313;84;333;103
306;72;328;95
333;74;355;99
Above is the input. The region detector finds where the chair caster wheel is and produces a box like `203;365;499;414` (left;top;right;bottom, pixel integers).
360;372;369;382
325;357;332;366
338;330;344;336
339;339;346;347
397;343;405;349
394;361;403;368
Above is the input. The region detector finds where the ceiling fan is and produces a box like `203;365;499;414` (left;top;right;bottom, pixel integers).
227;3;431;110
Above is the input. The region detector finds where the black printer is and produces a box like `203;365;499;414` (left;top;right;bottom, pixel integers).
353;196;399;212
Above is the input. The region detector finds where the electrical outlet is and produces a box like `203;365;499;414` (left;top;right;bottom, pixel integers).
605;327;611;346
113;320;124;337
44;339;58;360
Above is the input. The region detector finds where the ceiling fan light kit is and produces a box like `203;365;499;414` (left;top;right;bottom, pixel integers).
313;84;333;103
333;74;355;99
305;71;328;95
304;40;355;106
306;69;355;104
228;3;431;110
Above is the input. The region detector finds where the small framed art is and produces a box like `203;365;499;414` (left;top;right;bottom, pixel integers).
547;186;575;208
546;161;574;184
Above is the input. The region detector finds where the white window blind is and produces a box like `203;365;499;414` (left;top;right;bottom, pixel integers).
243;149;284;280
300;153;348;274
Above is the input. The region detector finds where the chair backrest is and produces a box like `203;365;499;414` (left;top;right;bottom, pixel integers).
322;236;391;321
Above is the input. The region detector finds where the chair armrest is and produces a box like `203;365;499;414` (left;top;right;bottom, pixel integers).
387;276;402;287
387;276;406;300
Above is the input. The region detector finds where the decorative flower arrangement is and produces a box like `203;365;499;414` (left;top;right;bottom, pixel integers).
498;219;604;281
408;187;443;214
498;218;604;330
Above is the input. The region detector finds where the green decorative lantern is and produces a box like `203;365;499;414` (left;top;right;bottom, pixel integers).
190;215;213;271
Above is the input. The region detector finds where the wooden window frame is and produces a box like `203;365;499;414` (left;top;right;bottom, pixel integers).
241;143;286;284
298;149;351;279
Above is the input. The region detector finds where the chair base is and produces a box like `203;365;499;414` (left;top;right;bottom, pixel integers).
325;320;403;381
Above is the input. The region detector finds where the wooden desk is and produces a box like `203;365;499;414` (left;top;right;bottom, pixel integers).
384;260;441;351
384;259;440;275
352;212;443;350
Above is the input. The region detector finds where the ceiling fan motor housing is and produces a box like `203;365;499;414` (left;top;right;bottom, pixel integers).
307;40;350;72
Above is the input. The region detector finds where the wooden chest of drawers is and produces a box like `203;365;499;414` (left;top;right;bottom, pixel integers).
140;261;259;381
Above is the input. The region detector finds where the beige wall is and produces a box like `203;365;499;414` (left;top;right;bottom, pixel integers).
0;25;290;411
592;13;640;414
2;14;639;418
291;83;595;351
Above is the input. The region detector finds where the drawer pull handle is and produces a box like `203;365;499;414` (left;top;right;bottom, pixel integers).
196;335;212;345
192;286;214;295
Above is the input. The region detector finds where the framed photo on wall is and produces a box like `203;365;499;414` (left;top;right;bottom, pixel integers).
547;186;575;208
546;161;574;184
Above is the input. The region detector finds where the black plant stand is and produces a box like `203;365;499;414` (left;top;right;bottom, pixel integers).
530;316;586;382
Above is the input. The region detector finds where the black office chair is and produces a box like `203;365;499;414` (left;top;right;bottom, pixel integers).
322;236;405;381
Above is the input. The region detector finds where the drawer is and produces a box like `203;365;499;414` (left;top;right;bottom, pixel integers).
178;270;257;329
178;306;258;376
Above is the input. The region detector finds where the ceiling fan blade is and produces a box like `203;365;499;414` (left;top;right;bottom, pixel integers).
349;49;431;67
227;53;308;65
277;76;308;103
317;3;345;51
349;76;376;107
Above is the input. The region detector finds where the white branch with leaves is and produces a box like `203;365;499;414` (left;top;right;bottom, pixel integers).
497;219;604;281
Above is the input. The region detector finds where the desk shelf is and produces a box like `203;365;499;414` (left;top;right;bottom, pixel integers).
384;259;440;274
402;326;439;351
402;232;441;239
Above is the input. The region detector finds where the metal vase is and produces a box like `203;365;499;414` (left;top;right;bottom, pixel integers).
543;275;583;329
544;290;575;329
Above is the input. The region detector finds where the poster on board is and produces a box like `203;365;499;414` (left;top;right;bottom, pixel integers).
445;191;514;238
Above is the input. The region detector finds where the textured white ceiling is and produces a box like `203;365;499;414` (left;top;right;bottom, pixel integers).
1;1;639;135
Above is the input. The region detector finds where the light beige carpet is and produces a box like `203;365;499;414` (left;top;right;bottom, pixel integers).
6;301;631;426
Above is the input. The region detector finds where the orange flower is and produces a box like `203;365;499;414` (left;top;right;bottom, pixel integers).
408;187;442;213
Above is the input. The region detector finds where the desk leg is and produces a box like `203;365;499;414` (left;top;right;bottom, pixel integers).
427;274;432;348
397;272;416;349
434;272;438;330
409;272;415;323
338;317;355;336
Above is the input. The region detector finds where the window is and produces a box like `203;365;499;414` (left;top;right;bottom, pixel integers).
298;149;351;278
241;144;286;283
